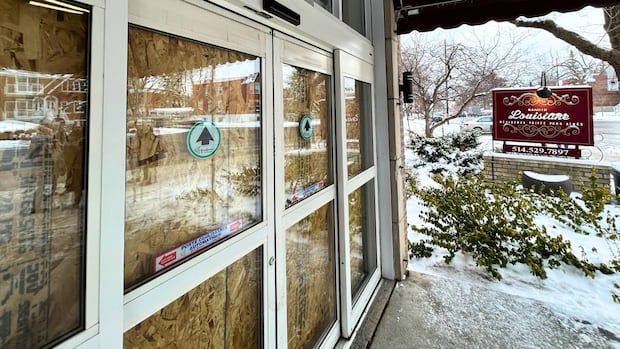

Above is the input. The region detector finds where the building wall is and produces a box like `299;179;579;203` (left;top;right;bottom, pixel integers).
483;153;611;191
591;72;620;108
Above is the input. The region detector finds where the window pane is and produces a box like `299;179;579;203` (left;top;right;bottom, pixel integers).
315;0;332;12
124;248;262;348
349;181;377;300
125;27;262;289
0;0;90;347
283;65;332;208
287;203;336;349
345;78;374;177
342;0;365;36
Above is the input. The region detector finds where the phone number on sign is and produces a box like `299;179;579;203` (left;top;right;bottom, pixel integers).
504;145;580;158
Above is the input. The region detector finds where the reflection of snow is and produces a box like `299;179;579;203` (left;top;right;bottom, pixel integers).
0;120;39;133
283;119;322;128
284;146;328;156
0;140;30;149
154;127;188;136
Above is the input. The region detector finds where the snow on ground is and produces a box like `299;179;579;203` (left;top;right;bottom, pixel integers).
404;117;620;345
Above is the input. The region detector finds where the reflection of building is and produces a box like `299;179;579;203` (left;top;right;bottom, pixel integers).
0;68;87;121
591;69;620;109
192;72;260;115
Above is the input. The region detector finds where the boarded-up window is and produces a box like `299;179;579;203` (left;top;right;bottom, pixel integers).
124;248;262;348
286;203;336;349
125;26;263;289
348;181;377;300
282;65;332;208
0;0;90;347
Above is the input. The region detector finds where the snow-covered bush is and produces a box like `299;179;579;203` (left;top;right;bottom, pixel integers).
410;174;619;282
407;131;482;176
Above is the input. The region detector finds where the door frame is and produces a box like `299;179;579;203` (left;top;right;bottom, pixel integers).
119;1;277;348
334;49;382;338
273;31;342;349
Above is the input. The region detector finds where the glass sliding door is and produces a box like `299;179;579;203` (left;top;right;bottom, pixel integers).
274;34;340;349
122;1;275;348
335;50;381;338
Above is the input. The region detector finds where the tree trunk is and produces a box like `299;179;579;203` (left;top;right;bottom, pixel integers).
424;112;433;138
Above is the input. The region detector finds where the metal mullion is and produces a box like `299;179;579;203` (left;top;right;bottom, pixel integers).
345;167;377;195
272;37;289;349
281;185;337;229
123;222;268;303
83;2;104;333
123;230;267;331
334;49;354;338
263;30;278;349
97;0;128;347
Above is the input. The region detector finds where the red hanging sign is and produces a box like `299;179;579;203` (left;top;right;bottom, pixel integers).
492;87;594;146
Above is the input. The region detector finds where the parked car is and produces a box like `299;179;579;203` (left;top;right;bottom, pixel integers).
461;115;492;134
430;111;444;123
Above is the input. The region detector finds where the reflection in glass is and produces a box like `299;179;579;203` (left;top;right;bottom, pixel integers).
287;203;336;349
125;27;262;289
315;0;332;12
345;78;373;178
342;0;366;36
0;1;90;347
124;248;262;348
283;64;332;208
349;181;377;300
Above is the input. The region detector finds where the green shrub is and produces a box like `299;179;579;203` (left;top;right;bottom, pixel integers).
410;174;608;280
407;132;482;176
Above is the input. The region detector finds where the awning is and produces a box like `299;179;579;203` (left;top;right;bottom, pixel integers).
396;0;619;34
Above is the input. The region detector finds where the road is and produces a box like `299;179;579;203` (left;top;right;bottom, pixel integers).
475;119;620;163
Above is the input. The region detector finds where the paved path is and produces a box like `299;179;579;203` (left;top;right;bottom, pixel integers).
370;272;619;349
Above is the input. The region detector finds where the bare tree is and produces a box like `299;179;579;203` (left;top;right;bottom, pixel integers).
513;6;620;76
401;31;525;137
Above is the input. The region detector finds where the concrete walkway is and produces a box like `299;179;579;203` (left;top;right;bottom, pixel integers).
369;272;619;349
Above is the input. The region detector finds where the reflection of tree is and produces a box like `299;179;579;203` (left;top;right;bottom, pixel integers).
283;66;330;202
224;166;260;197
348;188;366;294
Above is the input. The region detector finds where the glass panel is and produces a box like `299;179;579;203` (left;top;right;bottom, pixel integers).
345;78;374;177
0;1;90;347
342;0;365;36
125;26;262;289
315;0;332;12
124;248;262;348
283;64;332;208
286;203;336;349
348;181;377;300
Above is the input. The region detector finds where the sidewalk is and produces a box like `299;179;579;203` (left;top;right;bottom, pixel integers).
368;272;618;349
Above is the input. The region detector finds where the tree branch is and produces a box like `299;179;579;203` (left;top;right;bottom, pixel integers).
512;19;618;66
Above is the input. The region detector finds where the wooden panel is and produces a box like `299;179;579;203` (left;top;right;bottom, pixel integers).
124;26;263;288
286;203;336;349
123;248;262;349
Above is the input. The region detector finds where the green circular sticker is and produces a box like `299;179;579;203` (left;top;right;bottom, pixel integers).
186;120;221;159
299;115;313;141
